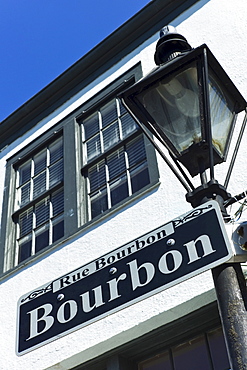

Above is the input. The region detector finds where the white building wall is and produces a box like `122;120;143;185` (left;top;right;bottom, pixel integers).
0;0;246;368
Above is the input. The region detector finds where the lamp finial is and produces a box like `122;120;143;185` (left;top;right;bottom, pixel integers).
155;25;191;65
160;25;177;37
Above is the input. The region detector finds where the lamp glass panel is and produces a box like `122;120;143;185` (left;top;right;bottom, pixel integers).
209;69;235;157
136;63;201;155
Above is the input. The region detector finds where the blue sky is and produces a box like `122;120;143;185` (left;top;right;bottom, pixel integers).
0;1;151;122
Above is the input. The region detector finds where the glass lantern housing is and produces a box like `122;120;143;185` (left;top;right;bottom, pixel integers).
121;44;246;177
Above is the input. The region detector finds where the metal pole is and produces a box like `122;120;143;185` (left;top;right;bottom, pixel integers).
224;109;247;189
212;263;247;370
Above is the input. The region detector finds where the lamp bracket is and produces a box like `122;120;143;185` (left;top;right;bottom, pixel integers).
224;190;247;208
186;180;231;220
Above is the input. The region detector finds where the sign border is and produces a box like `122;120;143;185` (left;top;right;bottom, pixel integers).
16;200;232;355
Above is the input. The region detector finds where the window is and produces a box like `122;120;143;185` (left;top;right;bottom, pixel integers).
0;64;159;273
80;97;151;220
138;327;230;370
13;136;64;264
0;126;76;272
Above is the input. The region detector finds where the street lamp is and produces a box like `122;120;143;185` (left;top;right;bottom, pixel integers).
120;26;247;369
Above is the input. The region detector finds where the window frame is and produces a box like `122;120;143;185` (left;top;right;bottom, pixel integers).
0;63;159;274
13;134;64;265
77;63;159;223
0;118;79;273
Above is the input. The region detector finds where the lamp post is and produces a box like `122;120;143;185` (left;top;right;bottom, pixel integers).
120;26;247;369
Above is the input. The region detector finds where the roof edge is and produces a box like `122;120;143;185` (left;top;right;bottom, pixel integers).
0;0;199;149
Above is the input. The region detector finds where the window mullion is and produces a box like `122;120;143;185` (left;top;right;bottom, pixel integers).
31;208;35;257
46;147;50;192
16;187;21;211
116;98;123;140
14;222;20;267
86;175;92;222
99;110;104;154
125;148;132;196
105;160;111;209
16;169;20;211
170;347;175;370
204;332;214;370
81;123;87;165
30;159;34;202
49;195;53;246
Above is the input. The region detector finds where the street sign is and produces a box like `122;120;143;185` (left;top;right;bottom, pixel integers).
17;200;233;355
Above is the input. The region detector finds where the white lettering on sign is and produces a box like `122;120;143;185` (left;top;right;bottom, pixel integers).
184;234;216;263
25;233;216;341
27;304;54;340
127;260;155;290
57;300;78;324
107;273;127;302
53;222;175;292
80;286;105;313
158;250;183;274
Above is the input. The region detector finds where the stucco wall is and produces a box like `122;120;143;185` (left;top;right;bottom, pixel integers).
0;0;247;368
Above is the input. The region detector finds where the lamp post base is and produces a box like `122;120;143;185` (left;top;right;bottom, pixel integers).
186;180;231;220
212;263;247;370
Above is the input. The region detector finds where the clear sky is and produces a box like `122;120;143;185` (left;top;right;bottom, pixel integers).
0;0;151;122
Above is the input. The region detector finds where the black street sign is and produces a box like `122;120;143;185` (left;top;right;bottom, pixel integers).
17;201;233;355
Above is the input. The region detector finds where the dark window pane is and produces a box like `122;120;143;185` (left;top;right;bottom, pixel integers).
131;163;150;194
35;226;49;253
139;351;172;370
19;208;33;237
107;148;126;180
86;134;101;162
121;113;137;138
35;198;49;227
19;161;31;185
33;171;46;198
52;189;64;216
88;161;106;193
83;113;99;140
101;100;117;128
19;236;32;263
207;327;230;369
49;159;63;187
172;335;211;370
34;150;46;175
91;189;108;218
102;121;120;151
52;218;64;242
110;176;128;206
50;138;63;164
20;182;31;206
127;136;146;167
